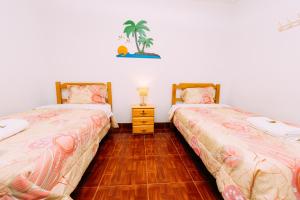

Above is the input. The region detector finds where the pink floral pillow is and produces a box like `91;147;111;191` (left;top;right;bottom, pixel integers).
66;85;107;104
181;87;215;104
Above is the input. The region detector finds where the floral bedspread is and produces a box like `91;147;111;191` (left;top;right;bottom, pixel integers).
172;106;300;200
0;108;110;200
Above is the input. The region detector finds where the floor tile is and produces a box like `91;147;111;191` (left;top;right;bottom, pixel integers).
148;131;174;138
180;155;201;171
145;137;177;155
106;133;132;140
147;155;192;183
100;156;147;186
71;187;97;200
112;137;145;157
171;136;194;156
97;139;117;157
148;182;201;200
180;155;214;182
77;157;110;187
95;185;148;200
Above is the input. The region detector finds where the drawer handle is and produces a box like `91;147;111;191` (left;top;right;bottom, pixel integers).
141;129;146;132
142;120;146;123
141;111;146;115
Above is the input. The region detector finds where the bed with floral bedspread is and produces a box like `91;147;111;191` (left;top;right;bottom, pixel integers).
0;108;110;200
170;105;300;200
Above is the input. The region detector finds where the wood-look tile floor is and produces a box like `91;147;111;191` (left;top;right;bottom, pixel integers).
71;128;223;200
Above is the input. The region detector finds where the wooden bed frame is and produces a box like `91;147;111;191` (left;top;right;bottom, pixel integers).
55;82;112;107
172;83;221;105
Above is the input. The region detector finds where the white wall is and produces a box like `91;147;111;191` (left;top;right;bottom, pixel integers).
227;0;300;123
1;0;299;124
0;1;51;115
43;0;235;122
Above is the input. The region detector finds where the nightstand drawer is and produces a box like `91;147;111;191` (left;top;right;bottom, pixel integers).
132;117;154;125
133;125;154;134
132;108;154;117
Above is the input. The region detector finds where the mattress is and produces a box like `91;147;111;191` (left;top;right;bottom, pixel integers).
171;104;300;200
0;107;111;200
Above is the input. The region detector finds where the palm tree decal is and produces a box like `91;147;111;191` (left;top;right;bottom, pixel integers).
138;36;153;53
117;19;160;59
123;20;149;53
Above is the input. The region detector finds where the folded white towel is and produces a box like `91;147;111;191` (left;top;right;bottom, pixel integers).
247;117;300;139
0;119;29;142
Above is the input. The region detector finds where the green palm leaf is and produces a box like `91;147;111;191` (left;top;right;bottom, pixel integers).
138;36;146;45
136;20;150;33
136;20;147;27
137;30;147;37
123;20;136;38
124;20;135;26
137;25;150;32
124;26;135;37
145;38;154;48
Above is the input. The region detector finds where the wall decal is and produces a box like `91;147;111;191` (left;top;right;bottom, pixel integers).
116;20;161;59
278;14;300;32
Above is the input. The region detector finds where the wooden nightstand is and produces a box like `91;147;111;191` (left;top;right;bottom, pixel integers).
132;105;155;134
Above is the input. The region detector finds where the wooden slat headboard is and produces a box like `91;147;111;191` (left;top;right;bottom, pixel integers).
55;82;112;107
172;83;221;105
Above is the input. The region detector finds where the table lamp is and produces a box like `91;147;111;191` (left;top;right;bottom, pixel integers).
137;87;148;106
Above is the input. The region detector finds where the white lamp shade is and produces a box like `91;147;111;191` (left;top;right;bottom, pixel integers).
138;87;148;97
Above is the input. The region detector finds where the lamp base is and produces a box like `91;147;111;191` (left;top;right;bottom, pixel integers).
140;96;147;106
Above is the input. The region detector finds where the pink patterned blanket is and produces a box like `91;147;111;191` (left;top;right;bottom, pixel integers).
172;106;300;200
0;108;110;199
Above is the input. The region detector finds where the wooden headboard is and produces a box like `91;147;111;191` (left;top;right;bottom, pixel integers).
172;83;221;105
55;82;112;107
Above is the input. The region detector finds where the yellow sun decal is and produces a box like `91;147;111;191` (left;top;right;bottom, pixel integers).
117;45;128;55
